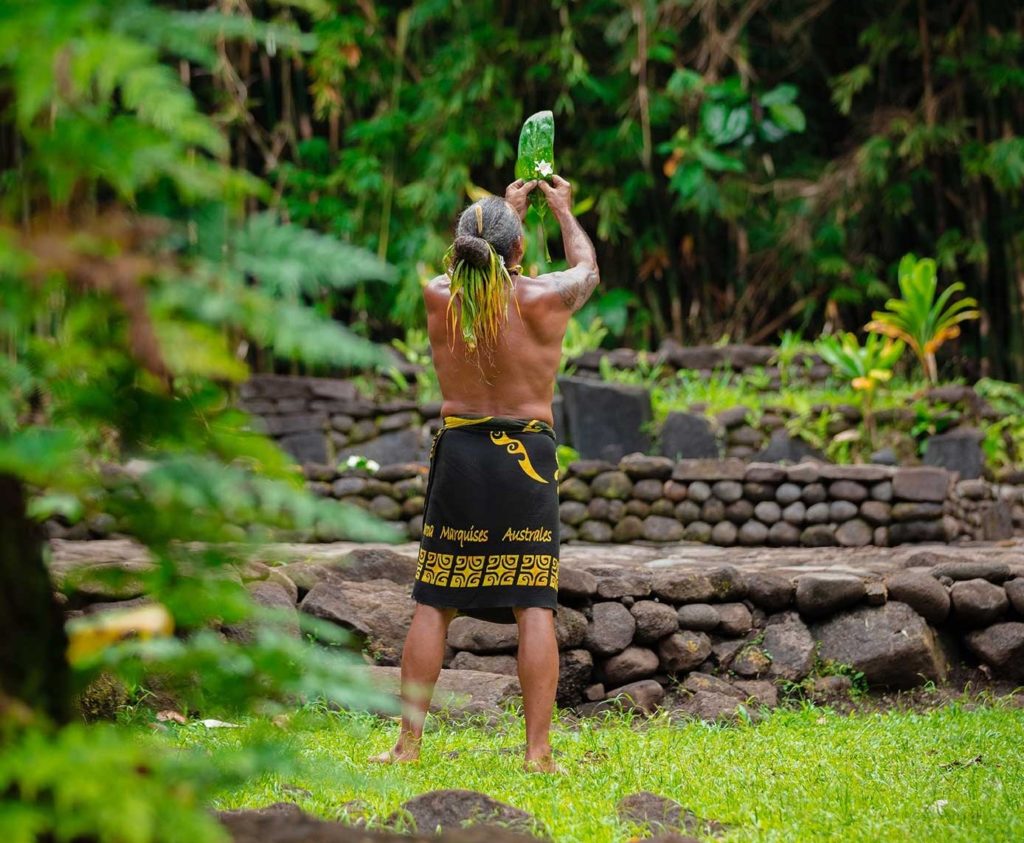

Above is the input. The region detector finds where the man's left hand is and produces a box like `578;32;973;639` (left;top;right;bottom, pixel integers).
505;179;537;220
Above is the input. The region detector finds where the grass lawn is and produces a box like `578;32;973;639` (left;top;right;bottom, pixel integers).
172;701;1024;843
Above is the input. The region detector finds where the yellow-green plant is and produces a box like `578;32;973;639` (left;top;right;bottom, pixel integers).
866;254;980;383
816;332;904;445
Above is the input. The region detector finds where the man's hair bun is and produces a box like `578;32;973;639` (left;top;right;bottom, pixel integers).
453;234;492;268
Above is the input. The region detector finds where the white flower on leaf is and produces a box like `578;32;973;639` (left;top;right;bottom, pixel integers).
536;160;553;177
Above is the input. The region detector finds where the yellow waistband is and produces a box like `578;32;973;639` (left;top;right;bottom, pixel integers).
442;415;495;429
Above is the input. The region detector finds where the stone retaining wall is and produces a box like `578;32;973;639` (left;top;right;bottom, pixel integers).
306;456;1024;546
54;540;1024;710
444;552;1024;709
240;371;1008;483
239;374;439;467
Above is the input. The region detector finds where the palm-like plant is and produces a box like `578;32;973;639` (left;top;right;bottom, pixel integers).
865;254;980;383
816;332;905;445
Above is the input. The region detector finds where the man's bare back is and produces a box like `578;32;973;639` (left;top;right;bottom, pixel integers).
423;175;600;424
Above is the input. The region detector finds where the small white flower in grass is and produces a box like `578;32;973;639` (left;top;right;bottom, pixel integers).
928;799;948;814
536;160;553;177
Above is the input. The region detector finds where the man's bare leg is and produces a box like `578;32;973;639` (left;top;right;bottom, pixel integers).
369;603;457;764
514;606;560;773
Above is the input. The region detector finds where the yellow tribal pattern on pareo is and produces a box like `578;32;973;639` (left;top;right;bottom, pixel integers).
416;548;558;589
489;431;549;484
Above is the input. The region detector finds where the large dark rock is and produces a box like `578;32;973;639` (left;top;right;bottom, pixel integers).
891;467;951;502
657;631;712;673
978;502;1015;541
584;601;636;655
716;603;753;636
631;600;680;643
335;428;427;466
642;515;685;542
450;652;518;675
447;617;519;654
1005;578;1024;614
730;645;771;677
812;602;947;688
676;603;721;632
602;646;660;685
603;679;665;713
558;567;598;602
671;459;746;482
591;470;634;499
884;572;950;624
762;611;815;681
922;427;984;480
930;560;1012;583
616;791;725;838
800;524;837;547
744;572;794;611
394;790;540;836
891;502;945;521
677;689;749;722
219;804;547;843
652;570;716;603
594;569;653;600
337;547;418;585
551;392;566;444
659;412;720;460
949;579;1009;627
577;520;614;542
706;565;747;600
964;623;1024;679
299;579;413;664
620;453;675;480
554;605;588;648
557;648;594;705
262;413;328;437
558;376;652;462
794;574;866;618
278;431;329;465
888;520;948;544
754;431;826;464
223;580;300;643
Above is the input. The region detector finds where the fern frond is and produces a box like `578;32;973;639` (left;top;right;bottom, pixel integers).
233;213;396;297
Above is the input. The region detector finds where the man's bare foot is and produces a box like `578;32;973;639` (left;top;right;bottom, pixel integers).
523;753;563;774
368;744;420;765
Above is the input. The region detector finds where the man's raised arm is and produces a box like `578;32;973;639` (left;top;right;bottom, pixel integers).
538;175;600;312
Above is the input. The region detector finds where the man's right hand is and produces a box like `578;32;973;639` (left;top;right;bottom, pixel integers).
538;174;573;219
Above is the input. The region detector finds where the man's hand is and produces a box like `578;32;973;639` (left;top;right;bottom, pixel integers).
504;179;537;220
537;174;573;219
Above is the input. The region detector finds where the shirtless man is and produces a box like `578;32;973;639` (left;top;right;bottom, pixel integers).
371;175;599;772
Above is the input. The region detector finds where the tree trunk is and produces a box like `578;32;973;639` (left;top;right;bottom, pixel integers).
0;473;72;724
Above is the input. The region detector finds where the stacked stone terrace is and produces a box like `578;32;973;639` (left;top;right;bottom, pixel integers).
54;539;1024;714
228;369;1024;551
555;455;1018;547
301;454;1022;548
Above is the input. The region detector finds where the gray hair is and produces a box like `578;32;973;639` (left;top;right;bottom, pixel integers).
452;196;522;268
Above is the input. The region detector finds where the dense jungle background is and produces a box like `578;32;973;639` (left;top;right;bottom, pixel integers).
6;1;1023;377
2;5;1024;842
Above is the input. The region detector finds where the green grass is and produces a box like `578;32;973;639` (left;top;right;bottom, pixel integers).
169;701;1024;842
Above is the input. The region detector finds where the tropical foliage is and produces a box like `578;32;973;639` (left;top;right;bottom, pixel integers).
866;254;980;383
0;2;394;841
215;0;1024;379
815;333;905;396
816;331;904;443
